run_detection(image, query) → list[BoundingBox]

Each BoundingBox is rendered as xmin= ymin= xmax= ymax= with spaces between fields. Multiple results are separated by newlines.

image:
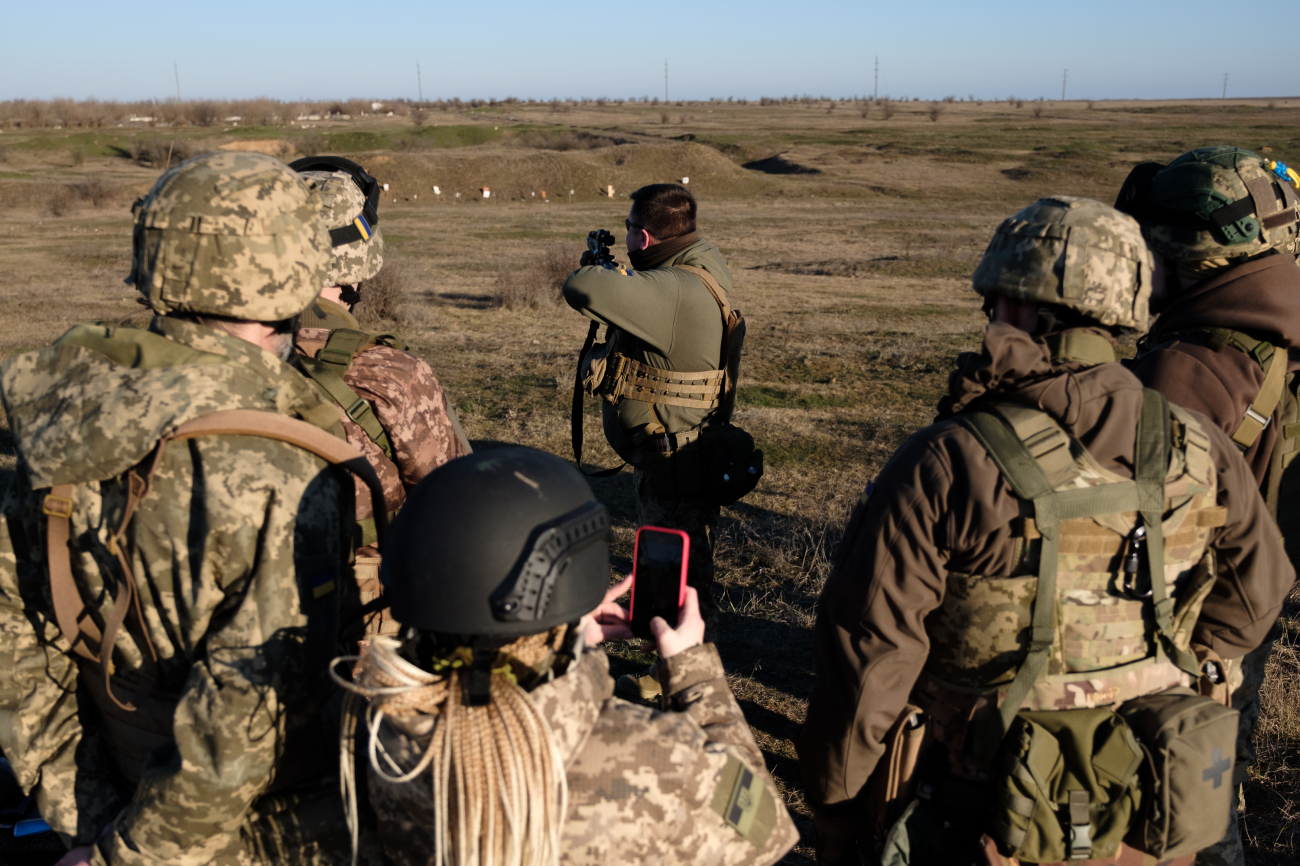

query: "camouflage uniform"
xmin=0 ymin=153 xmax=371 ymax=865
xmin=799 ymin=199 xmax=1294 ymax=865
xmin=292 ymin=167 xmax=465 ymax=637
xmin=368 ymin=643 xmax=799 ymax=866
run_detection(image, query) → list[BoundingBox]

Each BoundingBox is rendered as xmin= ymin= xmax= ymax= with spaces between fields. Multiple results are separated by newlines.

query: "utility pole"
xmin=417 ymin=62 xmax=423 ymax=102
xmin=1222 ymin=73 xmax=1228 ymax=99
xmin=874 ymin=56 xmax=879 ymax=100
xmin=1062 ymin=69 xmax=1067 ymax=101
xmin=664 ymin=61 xmax=668 ymax=101
xmin=174 ymin=61 xmax=181 ymax=102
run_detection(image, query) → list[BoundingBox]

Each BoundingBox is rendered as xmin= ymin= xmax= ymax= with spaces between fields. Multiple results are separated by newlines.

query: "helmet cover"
xmin=1141 ymin=146 xmax=1299 ymax=262
xmin=297 ymin=168 xmax=385 ymax=285
xmin=130 ymin=151 xmax=329 ymax=321
xmin=972 ymin=196 xmax=1154 ymax=332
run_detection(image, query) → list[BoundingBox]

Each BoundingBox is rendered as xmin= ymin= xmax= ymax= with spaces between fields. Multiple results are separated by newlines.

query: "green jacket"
xmin=562 ymin=238 xmax=732 ymax=459
xmin=0 ymin=317 xmax=357 ymax=865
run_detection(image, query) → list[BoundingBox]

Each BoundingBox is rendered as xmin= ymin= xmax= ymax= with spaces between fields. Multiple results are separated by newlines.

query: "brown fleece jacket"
xmin=798 ymin=323 xmax=1293 ymax=812
xmin=1128 ymin=252 xmax=1300 ymax=486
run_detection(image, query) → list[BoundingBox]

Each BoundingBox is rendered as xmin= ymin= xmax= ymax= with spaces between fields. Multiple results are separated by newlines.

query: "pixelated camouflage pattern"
xmin=0 ymin=317 xmax=359 ymax=865
xmin=924 ymin=409 xmax=1219 ymax=712
xmin=368 ymin=644 xmax=799 ymax=866
xmin=131 ymin=152 xmax=329 ymax=322
xmin=297 ymin=324 xmax=465 ymax=532
xmin=972 ymin=196 xmax=1155 ymax=332
xmin=297 ymin=170 xmax=384 ymax=286
xmin=1146 ymin=146 xmax=1300 ymax=262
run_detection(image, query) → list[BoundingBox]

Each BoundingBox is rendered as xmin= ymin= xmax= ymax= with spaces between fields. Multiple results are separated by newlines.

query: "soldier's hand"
xmin=580 ymin=250 xmax=597 ymax=267
xmin=578 ymin=574 xmax=634 ymax=645
xmin=651 ymin=586 xmax=705 ymax=658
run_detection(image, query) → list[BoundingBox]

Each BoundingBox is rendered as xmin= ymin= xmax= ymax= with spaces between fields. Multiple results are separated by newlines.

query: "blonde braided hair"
xmin=334 ymin=631 xmax=568 ymax=866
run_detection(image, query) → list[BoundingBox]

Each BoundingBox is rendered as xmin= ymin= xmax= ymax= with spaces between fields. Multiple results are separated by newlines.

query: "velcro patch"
xmin=311 ymin=571 xmax=336 ymax=599
xmin=710 ymin=753 xmax=776 ymax=848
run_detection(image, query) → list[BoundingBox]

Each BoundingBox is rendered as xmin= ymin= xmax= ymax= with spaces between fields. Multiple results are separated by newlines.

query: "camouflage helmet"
xmin=972 ymin=196 xmax=1154 ymax=332
xmin=381 ymin=447 xmax=610 ymax=638
xmin=289 ymin=157 xmax=384 ymax=286
xmin=1140 ymin=146 xmax=1299 ymax=262
xmin=129 ymin=152 xmax=329 ymax=321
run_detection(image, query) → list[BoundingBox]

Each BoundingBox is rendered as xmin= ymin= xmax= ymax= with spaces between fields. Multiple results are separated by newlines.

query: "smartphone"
xmin=630 ymin=526 xmax=690 ymax=640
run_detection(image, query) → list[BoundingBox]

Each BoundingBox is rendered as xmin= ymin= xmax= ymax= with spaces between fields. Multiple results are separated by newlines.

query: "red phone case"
xmin=630 ymin=526 xmax=690 ymax=626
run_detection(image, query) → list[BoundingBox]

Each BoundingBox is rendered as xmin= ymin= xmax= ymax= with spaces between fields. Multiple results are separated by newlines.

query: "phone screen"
xmin=631 ymin=528 xmax=688 ymax=640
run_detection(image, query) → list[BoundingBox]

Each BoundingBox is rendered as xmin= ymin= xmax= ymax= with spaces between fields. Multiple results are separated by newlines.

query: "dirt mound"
xmin=750 ymin=257 xmax=974 ymax=280
xmin=358 ymin=142 xmax=774 ymax=201
xmin=742 ymin=153 xmax=822 ymax=175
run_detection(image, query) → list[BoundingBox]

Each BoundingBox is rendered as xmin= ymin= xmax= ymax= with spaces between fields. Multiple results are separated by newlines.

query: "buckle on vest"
xmin=42 ymin=494 xmax=73 ymax=519
xmin=1244 ymin=406 xmax=1272 ymax=429
xmin=345 ymin=396 xmax=375 ymax=425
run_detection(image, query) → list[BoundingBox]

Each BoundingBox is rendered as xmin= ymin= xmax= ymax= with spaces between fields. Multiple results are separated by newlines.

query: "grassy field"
xmin=1 ymin=95 xmax=1299 ymax=863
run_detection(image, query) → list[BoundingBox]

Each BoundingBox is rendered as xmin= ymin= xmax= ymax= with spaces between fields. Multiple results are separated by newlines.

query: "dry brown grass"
xmin=495 ymin=243 xmax=582 ymax=309
xmin=1 ymin=98 xmax=1298 ymax=864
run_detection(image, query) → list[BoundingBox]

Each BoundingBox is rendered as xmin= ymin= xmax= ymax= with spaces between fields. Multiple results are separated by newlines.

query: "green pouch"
xmin=1116 ymin=687 xmax=1237 ymax=859
xmin=994 ymin=707 xmax=1143 ymax=863
xmin=700 ymin=424 xmax=763 ymax=506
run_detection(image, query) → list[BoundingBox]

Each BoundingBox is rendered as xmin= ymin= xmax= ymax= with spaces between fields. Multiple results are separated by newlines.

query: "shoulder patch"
xmin=615 ymin=266 xmax=633 ymax=276
xmin=709 ymin=753 xmax=777 ymax=848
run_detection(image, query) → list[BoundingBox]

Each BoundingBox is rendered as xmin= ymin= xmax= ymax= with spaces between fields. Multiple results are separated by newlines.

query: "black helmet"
xmin=381 ymin=448 xmax=611 ymax=638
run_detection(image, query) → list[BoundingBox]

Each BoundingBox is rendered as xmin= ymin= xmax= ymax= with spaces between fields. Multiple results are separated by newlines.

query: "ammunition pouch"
xmin=993 ymin=707 xmax=1143 ymax=863
xmin=865 ymin=704 xmax=932 ymax=842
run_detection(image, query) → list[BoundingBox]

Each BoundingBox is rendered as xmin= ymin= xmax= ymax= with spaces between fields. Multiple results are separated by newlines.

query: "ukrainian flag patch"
xmin=616 ymin=266 xmax=632 ymax=276
xmin=311 ymin=571 xmax=336 ymax=599
xmin=353 ymin=215 xmax=372 ymax=241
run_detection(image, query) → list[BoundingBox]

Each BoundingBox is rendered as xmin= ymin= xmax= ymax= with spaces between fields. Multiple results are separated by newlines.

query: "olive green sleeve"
xmin=562 ymin=266 xmax=687 ymax=356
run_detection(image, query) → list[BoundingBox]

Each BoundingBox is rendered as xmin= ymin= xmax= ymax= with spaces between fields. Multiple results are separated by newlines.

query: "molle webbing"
xmin=955 ymin=390 xmax=1201 ymax=767
xmin=1140 ymin=326 xmax=1286 ymax=452
xmin=601 ymin=353 xmax=724 ymax=409
xmin=298 ymin=329 xmax=396 ymax=459
xmin=45 ymin=409 xmax=386 ymax=782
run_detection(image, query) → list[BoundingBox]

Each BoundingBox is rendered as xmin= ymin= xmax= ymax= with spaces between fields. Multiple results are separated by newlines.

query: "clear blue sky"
xmin=2 ymin=1 xmax=1291 ymax=103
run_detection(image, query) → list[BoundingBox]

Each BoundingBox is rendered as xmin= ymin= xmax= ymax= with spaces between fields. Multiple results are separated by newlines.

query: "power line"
xmin=1222 ymin=72 xmax=1228 ymax=99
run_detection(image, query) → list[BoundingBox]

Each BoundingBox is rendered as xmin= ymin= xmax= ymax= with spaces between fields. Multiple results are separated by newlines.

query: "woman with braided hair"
xmin=333 ymin=447 xmax=798 ymax=866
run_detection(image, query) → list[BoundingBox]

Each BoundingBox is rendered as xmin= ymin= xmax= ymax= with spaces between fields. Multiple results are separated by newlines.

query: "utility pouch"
xmin=1116 ymin=687 xmax=1237 ymax=859
xmin=701 ymin=424 xmax=764 ymax=506
xmin=579 ymin=330 xmax=617 ymax=402
xmin=993 ymin=707 xmax=1143 ymax=864
xmin=866 ymin=704 xmax=931 ymax=841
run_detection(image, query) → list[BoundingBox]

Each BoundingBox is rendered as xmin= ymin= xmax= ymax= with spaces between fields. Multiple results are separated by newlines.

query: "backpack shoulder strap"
xmin=675 ymin=263 xmax=731 ymax=321
xmin=1137 ymin=327 xmax=1285 ymax=453
xmin=46 ymin=409 xmax=386 ymax=711
xmin=316 ymin=329 xmax=377 ymax=374
xmin=298 ymin=354 xmax=395 ymax=460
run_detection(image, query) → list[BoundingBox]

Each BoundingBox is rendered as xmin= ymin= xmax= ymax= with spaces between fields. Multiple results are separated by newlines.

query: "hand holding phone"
xmin=630 ymin=527 xmax=689 ymax=641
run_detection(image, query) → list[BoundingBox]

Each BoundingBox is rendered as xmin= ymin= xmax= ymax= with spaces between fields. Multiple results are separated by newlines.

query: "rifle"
xmin=583 ymin=229 xmax=619 ymax=269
